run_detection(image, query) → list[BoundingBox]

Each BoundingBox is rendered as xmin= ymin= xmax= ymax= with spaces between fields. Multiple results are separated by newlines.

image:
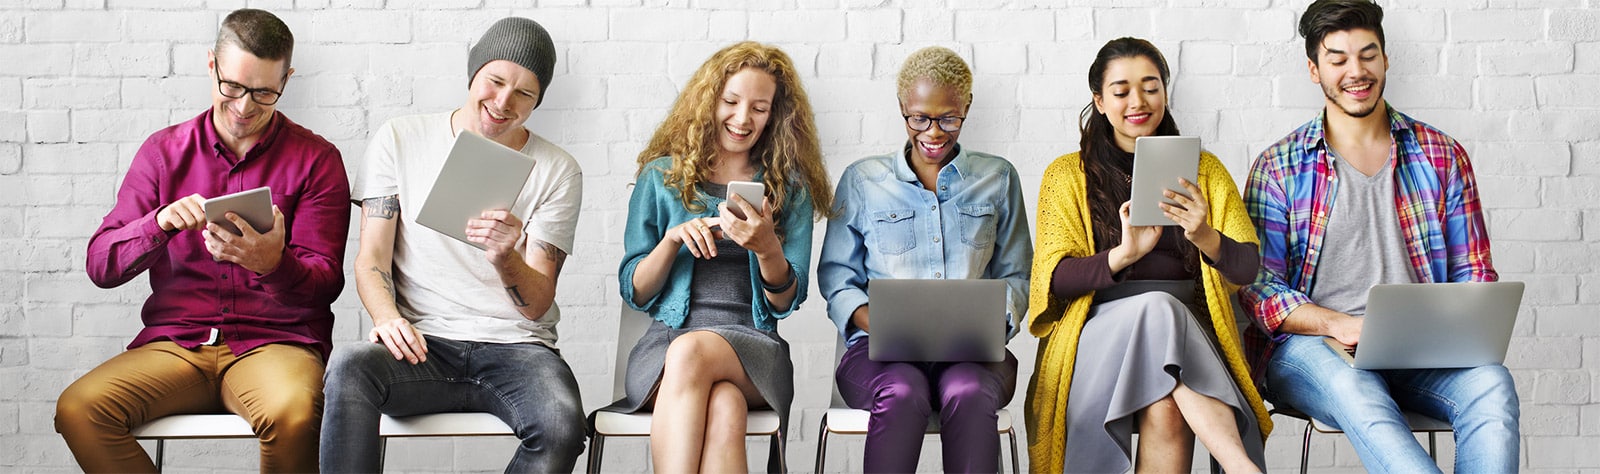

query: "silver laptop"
xmin=1325 ymin=281 xmax=1524 ymax=370
xmin=868 ymin=279 xmax=1007 ymax=362
xmin=415 ymin=131 xmax=536 ymax=249
xmin=1128 ymin=135 xmax=1201 ymax=226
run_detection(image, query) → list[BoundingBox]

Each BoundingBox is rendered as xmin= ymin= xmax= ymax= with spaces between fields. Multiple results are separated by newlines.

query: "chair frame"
xmin=584 ymin=308 xmax=788 ymax=473
xmin=1270 ymin=406 xmax=1451 ymax=473
xmin=811 ymin=338 xmax=1021 ymax=473
xmin=130 ymin=412 xmax=514 ymax=472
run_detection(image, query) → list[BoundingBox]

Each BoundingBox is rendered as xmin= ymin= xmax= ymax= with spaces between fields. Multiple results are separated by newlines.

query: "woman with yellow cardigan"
xmin=1025 ymin=38 xmax=1271 ymax=473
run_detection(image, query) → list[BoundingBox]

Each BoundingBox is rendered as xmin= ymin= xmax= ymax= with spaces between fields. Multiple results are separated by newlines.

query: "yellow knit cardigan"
xmin=1024 ymin=151 xmax=1272 ymax=473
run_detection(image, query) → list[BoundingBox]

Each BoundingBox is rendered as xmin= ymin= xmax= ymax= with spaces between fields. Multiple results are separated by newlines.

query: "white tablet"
xmin=203 ymin=186 xmax=274 ymax=235
xmin=415 ymin=131 xmax=536 ymax=249
xmin=1128 ymin=136 xmax=1201 ymax=227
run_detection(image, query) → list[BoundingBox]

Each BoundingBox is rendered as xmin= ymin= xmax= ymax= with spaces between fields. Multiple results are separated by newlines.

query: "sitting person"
xmin=603 ymin=41 xmax=834 ymax=473
xmin=1025 ymin=37 xmax=1268 ymax=473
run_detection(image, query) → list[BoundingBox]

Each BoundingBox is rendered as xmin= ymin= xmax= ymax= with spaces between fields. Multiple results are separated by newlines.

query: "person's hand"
xmin=1109 ymin=201 xmax=1161 ymax=270
xmin=668 ymin=216 xmax=724 ymax=259
xmin=369 ymin=317 xmax=428 ymax=364
xmin=203 ymin=205 xmax=286 ymax=275
xmin=718 ymin=195 xmax=781 ymax=257
xmin=466 ymin=209 xmax=523 ymax=267
xmin=850 ymin=305 xmax=870 ymax=333
xmin=1329 ymin=313 xmax=1362 ymax=346
xmin=1159 ymin=178 xmax=1219 ymax=245
xmin=156 ymin=194 xmax=208 ymax=232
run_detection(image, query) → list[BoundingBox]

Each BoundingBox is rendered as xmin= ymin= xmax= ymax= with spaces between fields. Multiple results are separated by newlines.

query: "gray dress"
xmin=601 ymin=183 xmax=795 ymax=440
xmin=1062 ymin=281 xmax=1265 ymax=473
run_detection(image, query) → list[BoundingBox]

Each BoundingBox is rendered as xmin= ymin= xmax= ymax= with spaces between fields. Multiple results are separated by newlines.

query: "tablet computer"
xmin=203 ymin=186 xmax=274 ymax=235
xmin=1128 ymin=136 xmax=1201 ymax=226
xmin=415 ymin=131 xmax=537 ymax=249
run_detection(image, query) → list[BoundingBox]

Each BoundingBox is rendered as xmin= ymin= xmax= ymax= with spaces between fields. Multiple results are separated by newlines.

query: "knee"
xmin=55 ymin=381 xmax=110 ymax=433
xmin=938 ymin=368 xmax=1000 ymax=412
xmin=1457 ymin=365 xmax=1520 ymax=424
xmin=872 ymin=366 xmax=932 ymax=416
xmin=661 ymin=333 xmax=719 ymax=385
xmin=324 ymin=343 xmax=390 ymax=384
xmin=255 ymin=389 xmax=322 ymax=439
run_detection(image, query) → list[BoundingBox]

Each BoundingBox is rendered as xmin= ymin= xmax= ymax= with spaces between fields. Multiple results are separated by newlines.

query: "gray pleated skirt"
xmin=1063 ymin=288 xmax=1265 ymax=473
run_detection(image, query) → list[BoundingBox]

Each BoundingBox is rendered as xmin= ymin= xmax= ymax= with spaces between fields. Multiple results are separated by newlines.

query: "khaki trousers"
xmin=55 ymin=341 xmax=324 ymax=473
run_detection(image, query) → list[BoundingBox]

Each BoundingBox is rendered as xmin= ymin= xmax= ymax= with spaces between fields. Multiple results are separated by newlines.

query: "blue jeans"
xmin=1264 ymin=334 xmax=1520 ymax=473
xmin=320 ymin=335 xmax=586 ymax=473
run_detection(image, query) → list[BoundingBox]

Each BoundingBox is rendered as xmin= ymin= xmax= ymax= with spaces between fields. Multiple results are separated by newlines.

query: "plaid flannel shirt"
xmin=1240 ymin=104 xmax=1498 ymax=384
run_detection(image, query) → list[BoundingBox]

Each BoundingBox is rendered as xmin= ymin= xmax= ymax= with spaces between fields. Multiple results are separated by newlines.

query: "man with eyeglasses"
xmin=58 ymin=9 xmax=348 ymax=472
xmin=818 ymin=46 xmax=1031 ymax=473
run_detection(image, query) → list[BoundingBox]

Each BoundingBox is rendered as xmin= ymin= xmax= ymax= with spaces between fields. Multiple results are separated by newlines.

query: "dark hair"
xmin=1079 ymin=37 xmax=1188 ymax=270
xmin=215 ymin=9 xmax=294 ymax=69
xmin=1299 ymin=0 xmax=1385 ymax=63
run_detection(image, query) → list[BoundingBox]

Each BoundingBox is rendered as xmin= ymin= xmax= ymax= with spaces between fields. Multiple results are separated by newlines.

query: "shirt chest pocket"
xmin=869 ymin=209 xmax=917 ymax=256
xmin=958 ymin=204 xmax=997 ymax=248
xmin=270 ymin=191 xmax=300 ymax=232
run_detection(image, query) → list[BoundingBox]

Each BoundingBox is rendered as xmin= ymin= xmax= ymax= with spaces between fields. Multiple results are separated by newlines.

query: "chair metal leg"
xmin=377 ymin=437 xmax=387 ymax=472
xmin=1007 ymin=429 xmax=1021 ymax=474
xmin=154 ymin=439 xmax=165 ymax=472
xmin=585 ymin=434 xmax=605 ymax=474
xmin=1427 ymin=431 xmax=1437 ymax=461
xmin=770 ymin=431 xmax=788 ymax=473
xmin=813 ymin=416 xmax=830 ymax=473
xmin=1209 ymin=456 xmax=1222 ymax=474
xmin=1300 ymin=420 xmax=1313 ymax=474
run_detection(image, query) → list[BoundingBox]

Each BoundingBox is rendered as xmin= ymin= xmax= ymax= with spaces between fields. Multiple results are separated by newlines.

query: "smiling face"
xmin=714 ymin=67 xmax=777 ymax=162
xmin=1093 ymin=56 xmax=1167 ymax=153
xmin=463 ymin=59 xmax=542 ymax=147
xmin=900 ymin=78 xmax=968 ymax=167
xmin=1310 ymin=28 xmax=1388 ymax=119
xmin=208 ymin=45 xmax=290 ymax=145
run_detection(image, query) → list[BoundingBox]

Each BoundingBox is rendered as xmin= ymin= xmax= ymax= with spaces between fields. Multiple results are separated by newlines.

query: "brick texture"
xmin=2 ymin=2 xmax=1594 ymax=473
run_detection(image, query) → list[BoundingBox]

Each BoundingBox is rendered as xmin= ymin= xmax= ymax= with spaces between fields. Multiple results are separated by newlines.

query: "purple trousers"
xmin=835 ymin=337 xmax=1019 ymax=473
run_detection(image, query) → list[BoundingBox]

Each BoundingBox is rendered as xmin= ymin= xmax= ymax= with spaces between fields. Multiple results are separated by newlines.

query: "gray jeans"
xmin=320 ymin=335 xmax=586 ymax=473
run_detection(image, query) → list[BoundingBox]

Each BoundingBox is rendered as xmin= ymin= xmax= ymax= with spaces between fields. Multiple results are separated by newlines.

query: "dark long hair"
xmin=1079 ymin=37 xmax=1196 ymax=270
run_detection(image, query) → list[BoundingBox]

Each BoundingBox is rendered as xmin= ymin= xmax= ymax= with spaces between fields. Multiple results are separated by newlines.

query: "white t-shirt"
xmin=352 ymin=111 xmax=583 ymax=346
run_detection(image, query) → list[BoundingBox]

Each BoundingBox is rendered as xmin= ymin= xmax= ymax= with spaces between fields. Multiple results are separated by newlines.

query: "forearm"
xmin=629 ymin=238 xmax=679 ymax=307
xmin=354 ymin=258 xmax=405 ymax=326
xmin=494 ymin=256 xmax=556 ymax=321
xmin=87 ymin=211 xmax=170 ymax=288
xmin=755 ymin=249 xmax=797 ymax=310
xmin=1278 ymin=303 xmax=1358 ymax=338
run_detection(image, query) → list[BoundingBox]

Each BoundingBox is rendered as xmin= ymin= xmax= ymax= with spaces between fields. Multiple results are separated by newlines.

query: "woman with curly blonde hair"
xmin=605 ymin=41 xmax=832 ymax=473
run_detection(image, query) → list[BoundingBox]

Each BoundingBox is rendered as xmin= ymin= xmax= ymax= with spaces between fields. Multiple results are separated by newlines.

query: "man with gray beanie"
xmin=321 ymin=17 xmax=586 ymax=472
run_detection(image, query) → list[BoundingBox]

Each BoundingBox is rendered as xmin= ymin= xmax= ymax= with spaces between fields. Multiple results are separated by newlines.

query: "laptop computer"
xmin=1324 ymin=281 xmax=1524 ymax=370
xmin=1128 ymin=135 xmax=1201 ymax=226
xmin=415 ymin=131 xmax=537 ymax=249
xmin=868 ymin=279 xmax=1008 ymax=363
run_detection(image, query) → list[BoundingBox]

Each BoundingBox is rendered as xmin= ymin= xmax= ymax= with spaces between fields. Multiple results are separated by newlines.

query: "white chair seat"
xmin=1308 ymin=410 xmax=1453 ymax=433
xmin=379 ymin=412 xmax=513 ymax=437
xmin=591 ymin=409 xmax=781 ymax=436
xmin=820 ymin=407 xmax=1014 ymax=435
xmin=130 ymin=414 xmax=255 ymax=439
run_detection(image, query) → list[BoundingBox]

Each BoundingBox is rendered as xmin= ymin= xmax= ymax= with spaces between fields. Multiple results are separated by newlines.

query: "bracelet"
xmin=761 ymin=266 xmax=796 ymax=293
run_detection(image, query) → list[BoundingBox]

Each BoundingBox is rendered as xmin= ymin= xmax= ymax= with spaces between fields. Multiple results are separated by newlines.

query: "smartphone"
xmin=203 ymin=186 xmax=274 ymax=235
xmin=725 ymin=180 xmax=766 ymax=220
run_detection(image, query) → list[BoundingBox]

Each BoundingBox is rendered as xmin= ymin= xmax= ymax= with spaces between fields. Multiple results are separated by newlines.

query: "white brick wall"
xmin=2 ymin=1 xmax=1596 ymax=472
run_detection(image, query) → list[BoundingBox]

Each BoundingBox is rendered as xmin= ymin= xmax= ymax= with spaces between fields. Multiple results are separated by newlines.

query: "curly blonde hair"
xmin=636 ymin=41 xmax=834 ymax=220
xmin=896 ymin=46 xmax=973 ymax=106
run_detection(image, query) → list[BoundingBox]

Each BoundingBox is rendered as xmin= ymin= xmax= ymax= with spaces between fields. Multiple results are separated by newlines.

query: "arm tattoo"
xmin=505 ymin=285 xmax=529 ymax=307
xmin=372 ymin=266 xmax=396 ymax=300
xmin=363 ymin=195 xmax=400 ymax=219
xmin=535 ymin=240 xmax=569 ymax=273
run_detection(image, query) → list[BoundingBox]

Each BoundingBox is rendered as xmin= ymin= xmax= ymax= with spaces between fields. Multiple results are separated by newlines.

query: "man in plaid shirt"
xmin=1242 ymin=1 xmax=1519 ymax=472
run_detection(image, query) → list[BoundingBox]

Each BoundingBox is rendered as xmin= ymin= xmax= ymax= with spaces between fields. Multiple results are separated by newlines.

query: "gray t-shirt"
xmin=1309 ymin=151 xmax=1416 ymax=316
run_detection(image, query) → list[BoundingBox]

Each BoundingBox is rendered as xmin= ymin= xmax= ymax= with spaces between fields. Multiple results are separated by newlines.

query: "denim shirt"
xmin=818 ymin=145 xmax=1033 ymax=347
xmin=618 ymin=156 xmax=813 ymax=331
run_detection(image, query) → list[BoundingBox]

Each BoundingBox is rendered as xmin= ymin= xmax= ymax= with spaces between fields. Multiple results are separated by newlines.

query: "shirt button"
xmin=220 ymin=273 xmax=228 ymax=280
xmin=933 ymin=236 xmax=941 ymax=243
xmin=939 ymin=186 xmax=947 ymax=191
xmin=889 ymin=213 xmax=897 ymax=219
xmin=930 ymin=205 xmax=936 ymax=211
xmin=222 ymin=307 xmax=230 ymax=313
xmin=934 ymin=272 xmax=943 ymax=278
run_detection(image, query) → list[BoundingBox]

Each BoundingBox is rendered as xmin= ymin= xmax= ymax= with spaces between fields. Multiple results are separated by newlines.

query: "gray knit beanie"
xmin=468 ymin=17 xmax=556 ymax=108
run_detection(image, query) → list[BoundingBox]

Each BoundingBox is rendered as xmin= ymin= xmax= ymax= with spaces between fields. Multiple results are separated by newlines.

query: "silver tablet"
xmin=1128 ymin=136 xmax=1201 ymax=227
xmin=203 ymin=186 xmax=274 ymax=235
xmin=415 ymin=131 xmax=536 ymax=249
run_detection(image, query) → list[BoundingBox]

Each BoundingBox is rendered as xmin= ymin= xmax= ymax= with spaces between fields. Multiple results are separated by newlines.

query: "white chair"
xmin=1270 ymin=406 xmax=1452 ymax=473
xmin=585 ymin=308 xmax=787 ymax=473
xmin=812 ymin=339 xmax=1021 ymax=473
xmin=131 ymin=412 xmax=513 ymax=472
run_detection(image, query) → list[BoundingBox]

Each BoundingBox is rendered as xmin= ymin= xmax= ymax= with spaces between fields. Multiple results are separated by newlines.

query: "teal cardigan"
xmin=618 ymin=156 xmax=814 ymax=331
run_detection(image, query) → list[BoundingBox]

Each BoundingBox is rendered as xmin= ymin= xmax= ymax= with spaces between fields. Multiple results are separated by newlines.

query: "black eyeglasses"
xmin=213 ymin=62 xmax=286 ymax=106
xmin=903 ymin=114 xmax=965 ymax=133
